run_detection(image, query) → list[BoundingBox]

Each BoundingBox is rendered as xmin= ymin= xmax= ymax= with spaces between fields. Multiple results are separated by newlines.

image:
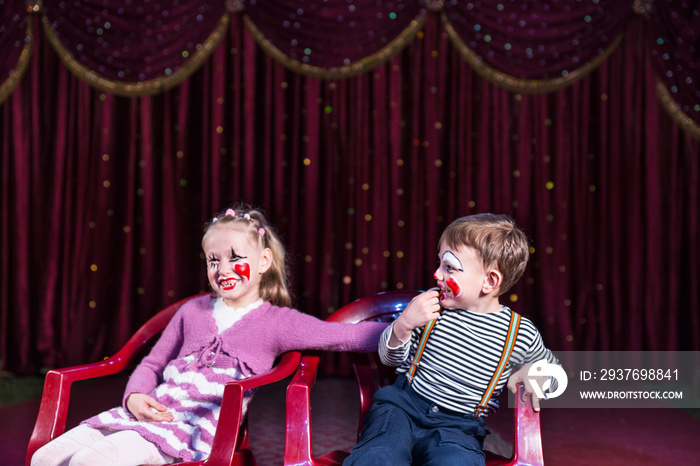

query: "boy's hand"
xmin=126 ymin=393 xmax=175 ymax=422
xmin=389 ymin=289 xmax=441 ymax=346
xmin=507 ymin=363 xmax=548 ymax=412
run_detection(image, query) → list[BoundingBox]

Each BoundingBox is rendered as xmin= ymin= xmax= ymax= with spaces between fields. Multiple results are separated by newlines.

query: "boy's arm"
xmin=507 ymin=329 xmax=561 ymax=411
xmin=378 ymin=323 xmax=411 ymax=366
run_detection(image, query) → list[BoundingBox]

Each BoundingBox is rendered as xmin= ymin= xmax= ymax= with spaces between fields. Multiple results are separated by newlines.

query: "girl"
xmin=32 ymin=205 xmax=388 ymax=465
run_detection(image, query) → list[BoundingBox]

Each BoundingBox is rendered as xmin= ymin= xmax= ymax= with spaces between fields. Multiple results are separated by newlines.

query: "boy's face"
xmin=434 ymin=242 xmax=489 ymax=311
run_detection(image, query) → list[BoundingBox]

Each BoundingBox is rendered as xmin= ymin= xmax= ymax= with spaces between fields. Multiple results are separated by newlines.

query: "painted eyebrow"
xmin=442 ymin=251 xmax=464 ymax=271
xmin=230 ymin=247 xmax=247 ymax=259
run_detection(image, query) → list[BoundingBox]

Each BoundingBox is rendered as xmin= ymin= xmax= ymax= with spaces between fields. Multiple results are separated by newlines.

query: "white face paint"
xmin=442 ymin=251 xmax=464 ymax=272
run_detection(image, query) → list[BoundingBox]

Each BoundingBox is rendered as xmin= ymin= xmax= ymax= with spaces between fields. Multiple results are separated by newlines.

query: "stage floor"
xmin=5 ymin=374 xmax=700 ymax=465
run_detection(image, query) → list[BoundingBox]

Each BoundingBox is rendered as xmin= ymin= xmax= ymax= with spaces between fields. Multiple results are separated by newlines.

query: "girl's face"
xmin=203 ymin=223 xmax=272 ymax=308
xmin=433 ymin=242 xmax=489 ymax=311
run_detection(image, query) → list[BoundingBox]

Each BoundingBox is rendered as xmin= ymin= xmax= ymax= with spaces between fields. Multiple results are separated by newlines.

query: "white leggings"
xmin=31 ymin=424 xmax=175 ymax=466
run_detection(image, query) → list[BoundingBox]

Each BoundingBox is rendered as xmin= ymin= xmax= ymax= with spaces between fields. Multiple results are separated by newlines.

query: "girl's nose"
xmin=219 ymin=261 xmax=234 ymax=274
xmin=433 ymin=268 xmax=442 ymax=281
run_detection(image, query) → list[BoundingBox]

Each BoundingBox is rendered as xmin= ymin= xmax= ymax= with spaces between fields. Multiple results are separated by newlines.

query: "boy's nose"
xmin=433 ymin=268 xmax=442 ymax=281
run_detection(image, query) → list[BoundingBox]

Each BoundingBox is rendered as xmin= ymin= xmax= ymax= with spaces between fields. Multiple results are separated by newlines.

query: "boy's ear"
xmin=482 ymin=269 xmax=502 ymax=295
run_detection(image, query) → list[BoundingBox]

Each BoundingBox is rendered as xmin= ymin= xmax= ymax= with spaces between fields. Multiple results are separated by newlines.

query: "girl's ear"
xmin=259 ymin=247 xmax=273 ymax=274
xmin=482 ymin=269 xmax=502 ymax=295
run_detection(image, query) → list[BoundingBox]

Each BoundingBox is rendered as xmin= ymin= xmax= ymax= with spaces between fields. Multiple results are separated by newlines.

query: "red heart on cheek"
xmin=234 ymin=262 xmax=251 ymax=282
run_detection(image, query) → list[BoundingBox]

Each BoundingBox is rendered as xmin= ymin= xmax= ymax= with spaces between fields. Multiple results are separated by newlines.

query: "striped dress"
xmin=84 ymin=295 xmax=388 ymax=461
xmin=379 ymin=305 xmax=559 ymax=416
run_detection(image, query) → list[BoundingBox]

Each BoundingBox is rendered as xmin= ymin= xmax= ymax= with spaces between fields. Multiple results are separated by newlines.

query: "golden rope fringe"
xmin=243 ymin=13 xmax=426 ymax=79
xmin=656 ymin=79 xmax=700 ymax=141
xmin=41 ymin=13 xmax=230 ymax=97
xmin=442 ymin=12 xmax=624 ymax=94
xmin=0 ymin=18 xmax=33 ymax=106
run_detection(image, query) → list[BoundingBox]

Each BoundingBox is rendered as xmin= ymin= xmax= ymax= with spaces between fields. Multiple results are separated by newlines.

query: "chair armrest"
xmin=283 ymin=353 xmax=321 ymax=466
xmin=203 ymin=351 xmax=302 ymax=466
xmin=25 ymin=352 xmax=142 ymax=465
xmin=25 ymin=303 xmax=184 ymax=466
xmin=511 ymin=384 xmax=544 ymax=466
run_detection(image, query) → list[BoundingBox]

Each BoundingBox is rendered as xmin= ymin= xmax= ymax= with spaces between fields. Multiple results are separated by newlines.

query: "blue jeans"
xmin=343 ymin=375 xmax=487 ymax=466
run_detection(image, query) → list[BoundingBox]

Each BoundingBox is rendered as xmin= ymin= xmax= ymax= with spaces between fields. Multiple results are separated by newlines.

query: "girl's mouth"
xmin=218 ymin=277 xmax=239 ymax=291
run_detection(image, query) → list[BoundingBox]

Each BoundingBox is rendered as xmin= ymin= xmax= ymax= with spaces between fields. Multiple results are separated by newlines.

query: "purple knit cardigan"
xmin=122 ymin=294 xmax=388 ymax=406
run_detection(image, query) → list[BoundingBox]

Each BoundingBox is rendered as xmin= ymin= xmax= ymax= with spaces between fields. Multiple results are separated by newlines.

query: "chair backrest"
xmin=326 ymin=290 xmax=419 ymax=432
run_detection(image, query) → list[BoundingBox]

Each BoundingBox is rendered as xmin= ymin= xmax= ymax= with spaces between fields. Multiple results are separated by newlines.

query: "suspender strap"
xmin=473 ymin=311 xmax=521 ymax=418
xmin=406 ymin=318 xmax=438 ymax=384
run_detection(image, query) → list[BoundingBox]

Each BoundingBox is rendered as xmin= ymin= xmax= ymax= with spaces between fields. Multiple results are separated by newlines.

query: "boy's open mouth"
xmin=437 ymin=284 xmax=448 ymax=301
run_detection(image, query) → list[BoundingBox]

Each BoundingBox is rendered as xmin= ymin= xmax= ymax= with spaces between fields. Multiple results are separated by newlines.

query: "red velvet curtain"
xmin=1 ymin=9 xmax=699 ymax=375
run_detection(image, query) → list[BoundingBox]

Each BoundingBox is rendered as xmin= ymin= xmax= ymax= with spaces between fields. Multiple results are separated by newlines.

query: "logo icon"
xmin=527 ymin=359 xmax=568 ymax=399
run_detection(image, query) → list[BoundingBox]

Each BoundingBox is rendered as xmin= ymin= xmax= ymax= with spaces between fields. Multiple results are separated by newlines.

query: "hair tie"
xmin=258 ymin=228 xmax=265 ymax=237
xmin=225 ymin=208 xmax=236 ymax=217
xmin=243 ymin=213 xmax=251 ymax=221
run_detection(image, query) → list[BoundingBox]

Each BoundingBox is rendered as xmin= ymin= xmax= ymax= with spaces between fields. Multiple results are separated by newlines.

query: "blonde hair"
xmin=203 ymin=204 xmax=292 ymax=308
xmin=439 ymin=213 xmax=529 ymax=295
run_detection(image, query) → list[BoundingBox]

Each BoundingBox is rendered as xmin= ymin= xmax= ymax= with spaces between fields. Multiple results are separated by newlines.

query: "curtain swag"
xmin=442 ymin=16 xmax=626 ymax=95
xmin=0 ymin=0 xmax=698 ymax=138
xmin=40 ymin=13 xmax=231 ymax=97
xmin=0 ymin=19 xmax=32 ymax=105
xmin=0 ymin=3 xmax=33 ymax=104
xmin=656 ymin=79 xmax=700 ymax=141
xmin=243 ymin=15 xmax=426 ymax=79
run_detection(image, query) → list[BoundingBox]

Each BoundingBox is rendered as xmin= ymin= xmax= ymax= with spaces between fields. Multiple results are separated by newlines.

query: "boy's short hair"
xmin=439 ymin=213 xmax=529 ymax=295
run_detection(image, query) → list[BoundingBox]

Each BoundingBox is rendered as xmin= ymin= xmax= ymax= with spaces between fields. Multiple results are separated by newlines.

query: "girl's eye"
xmin=445 ymin=265 xmax=454 ymax=273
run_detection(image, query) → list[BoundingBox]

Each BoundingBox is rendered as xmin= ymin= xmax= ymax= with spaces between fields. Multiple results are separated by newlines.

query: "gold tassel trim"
xmin=41 ymin=12 xmax=230 ymax=97
xmin=243 ymin=13 xmax=426 ymax=79
xmin=656 ymin=79 xmax=700 ymax=141
xmin=442 ymin=12 xmax=624 ymax=94
xmin=0 ymin=18 xmax=34 ymax=106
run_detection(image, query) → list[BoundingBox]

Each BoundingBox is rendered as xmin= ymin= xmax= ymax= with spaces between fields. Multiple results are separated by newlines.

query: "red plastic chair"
xmin=25 ymin=293 xmax=301 ymax=466
xmin=283 ymin=290 xmax=544 ymax=466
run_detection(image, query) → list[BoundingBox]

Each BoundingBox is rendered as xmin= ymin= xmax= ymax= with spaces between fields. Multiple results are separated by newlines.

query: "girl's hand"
xmin=126 ymin=393 xmax=175 ymax=422
xmin=389 ymin=289 xmax=441 ymax=346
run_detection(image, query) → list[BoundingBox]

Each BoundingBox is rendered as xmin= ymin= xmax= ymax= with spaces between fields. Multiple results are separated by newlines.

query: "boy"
xmin=344 ymin=213 xmax=559 ymax=466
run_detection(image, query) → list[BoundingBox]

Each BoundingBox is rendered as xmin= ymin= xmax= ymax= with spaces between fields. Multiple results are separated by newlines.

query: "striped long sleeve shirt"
xmin=379 ymin=305 xmax=558 ymax=416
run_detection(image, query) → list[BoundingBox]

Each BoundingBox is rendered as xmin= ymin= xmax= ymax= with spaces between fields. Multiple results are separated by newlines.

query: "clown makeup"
xmin=203 ymin=223 xmax=271 ymax=309
xmin=435 ymin=250 xmax=465 ymax=301
xmin=209 ymin=248 xmax=251 ymax=292
xmin=445 ymin=276 xmax=462 ymax=298
xmin=435 ymin=241 xmax=503 ymax=313
xmin=442 ymin=251 xmax=464 ymax=273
